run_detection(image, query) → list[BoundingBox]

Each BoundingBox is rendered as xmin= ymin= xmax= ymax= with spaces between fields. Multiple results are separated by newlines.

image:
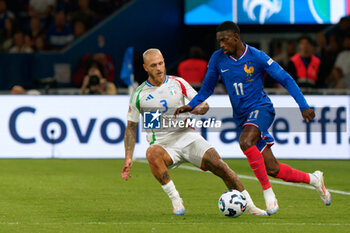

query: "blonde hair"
xmin=143 ymin=48 xmax=162 ymax=63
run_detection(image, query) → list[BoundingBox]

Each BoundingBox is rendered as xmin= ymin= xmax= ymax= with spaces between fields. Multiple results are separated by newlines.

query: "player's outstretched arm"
xmin=121 ymin=121 xmax=138 ymax=181
xmin=190 ymin=102 xmax=209 ymax=115
xmin=302 ymin=108 xmax=315 ymax=123
xmin=174 ymin=105 xmax=193 ymax=118
xmin=263 ymin=52 xmax=310 ymax=112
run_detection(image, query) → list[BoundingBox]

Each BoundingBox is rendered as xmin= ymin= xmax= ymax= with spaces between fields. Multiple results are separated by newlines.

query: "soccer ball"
xmin=218 ymin=190 xmax=247 ymax=217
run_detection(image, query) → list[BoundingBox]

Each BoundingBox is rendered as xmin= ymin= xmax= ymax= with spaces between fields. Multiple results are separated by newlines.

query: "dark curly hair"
xmin=216 ymin=21 xmax=240 ymax=35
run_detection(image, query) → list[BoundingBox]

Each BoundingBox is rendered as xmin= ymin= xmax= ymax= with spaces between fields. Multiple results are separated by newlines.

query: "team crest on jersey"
xmin=168 ymin=86 xmax=177 ymax=95
xmin=244 ymin=62 xmax=254 ymax=77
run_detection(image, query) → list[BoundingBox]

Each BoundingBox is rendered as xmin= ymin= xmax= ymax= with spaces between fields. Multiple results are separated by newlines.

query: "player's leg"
xmin=239 ymin=125 xmax=278 ymax=215
xmin=262 ymin=145 xmax=310 ymax=183
xmin=201 ymin=148 xmax=243 ymax=190
xmin=239 ymin=107 xmax=279 ymax=215
xmin=181 ymin=134 xmax=266 ymax=216
xmin=146 ymin=145 xmax=185 ymax=215
xmin=262 ymin=146 xmax=331 ymax=206
xmin=199 ymin=147 xmax=267 ymax=216
xmin=239 ymin=125 xmax=272 ymax=190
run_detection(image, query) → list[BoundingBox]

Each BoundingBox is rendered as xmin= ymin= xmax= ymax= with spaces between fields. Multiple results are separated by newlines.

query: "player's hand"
xmin=302 ymin=108 xmax=315 ymax=123
xmin=174 ymin=105 xmax=192 ymax=118
xmin=190 ymin=102 xmax=209 ymax=115
xmin=121 ymin=157 xmax=133 ymax=181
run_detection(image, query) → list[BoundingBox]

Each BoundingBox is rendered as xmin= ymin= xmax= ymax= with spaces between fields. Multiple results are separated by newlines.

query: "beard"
xmin=149 ymin=68 xmax=166 ymax=84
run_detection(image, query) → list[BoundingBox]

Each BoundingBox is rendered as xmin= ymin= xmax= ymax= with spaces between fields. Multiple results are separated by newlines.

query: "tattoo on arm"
xmin=124 ymin=121 xmax=138 ymax=159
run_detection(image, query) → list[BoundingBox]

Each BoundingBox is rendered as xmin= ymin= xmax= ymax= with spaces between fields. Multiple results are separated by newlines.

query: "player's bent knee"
xmin=146 ymin=145 xmax=164 ymax=164
xmin=239 ymin=137 xmax=255 ymax=151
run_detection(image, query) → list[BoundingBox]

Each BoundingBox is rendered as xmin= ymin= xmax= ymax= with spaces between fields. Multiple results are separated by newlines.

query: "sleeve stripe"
xmin=175 ymin=79 xmax=188 ymax=98
xmin=135 ymin=89 xmax=143 ymax=113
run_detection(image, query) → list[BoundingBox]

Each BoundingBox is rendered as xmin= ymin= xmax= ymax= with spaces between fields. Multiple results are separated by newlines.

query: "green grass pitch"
xmin=0 ymin=159 xmax=349 ymax=233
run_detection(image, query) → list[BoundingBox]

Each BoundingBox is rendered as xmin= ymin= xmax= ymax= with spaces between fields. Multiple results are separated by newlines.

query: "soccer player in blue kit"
xmin=175 ymin=21 xmax=331 ymax=215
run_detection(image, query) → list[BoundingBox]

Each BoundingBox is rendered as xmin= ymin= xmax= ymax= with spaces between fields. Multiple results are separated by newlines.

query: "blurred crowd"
xmin=178 ymin=16 xmax=350 ymax=91
xmin=0 ymin=0 xmax=129 ymax=52
xmin=2 ymin=1 xmax=350 ymax=94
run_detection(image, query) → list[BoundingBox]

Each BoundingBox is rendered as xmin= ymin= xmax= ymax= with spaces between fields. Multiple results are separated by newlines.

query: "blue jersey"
xmin=188 ymin=44 xmax=310 ymax=121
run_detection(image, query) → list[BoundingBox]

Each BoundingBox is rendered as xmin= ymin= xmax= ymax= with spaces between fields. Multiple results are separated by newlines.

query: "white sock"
xmin=242 ymin=190 xmax=253 ymax=206
xmin=161 ymin=180 xmax=181 ymax=201
xmin=309 ymin=173 xmax=317 ymax=186
xmin=263 ymin=187 xmax=276 ymax=202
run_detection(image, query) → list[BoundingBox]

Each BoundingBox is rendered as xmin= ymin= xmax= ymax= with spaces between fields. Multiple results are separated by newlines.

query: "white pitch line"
xmin=0 ymin=222 xmax=350 ymax=226
xmin=136 ymin=159 xmax=350 ymax=196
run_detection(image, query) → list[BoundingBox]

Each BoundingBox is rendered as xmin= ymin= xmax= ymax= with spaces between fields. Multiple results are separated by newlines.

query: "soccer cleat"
xmin=172 ymin=198 xmax=185 ymax=215
xmin=263 ymin=187 xmax=279 ymax=215
xmin=245 ymin=203 xmax=268 ymax=216
xmin=312 ymin=171 xmax=331 ymax=206
xmin=266 ymin=198 xmax=279 ymax=215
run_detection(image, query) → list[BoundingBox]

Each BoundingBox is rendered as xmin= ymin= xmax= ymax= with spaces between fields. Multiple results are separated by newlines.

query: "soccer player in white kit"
xmin=121 ymin=48 xmax=267 ymax=216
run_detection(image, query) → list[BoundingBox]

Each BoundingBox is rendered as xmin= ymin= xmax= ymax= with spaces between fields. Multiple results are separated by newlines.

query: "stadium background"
xmin=0 ymin=1 xmax=350 ymax=232
xmin=0 ymin=0 xmax=349 ymax=159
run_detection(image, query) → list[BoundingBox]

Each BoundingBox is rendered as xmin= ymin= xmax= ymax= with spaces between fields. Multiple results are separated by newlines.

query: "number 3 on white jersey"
xmin=160 ymin=100 xmax=168 ymax=113
xmin=233 ymin=82 xmax=244 ymax=95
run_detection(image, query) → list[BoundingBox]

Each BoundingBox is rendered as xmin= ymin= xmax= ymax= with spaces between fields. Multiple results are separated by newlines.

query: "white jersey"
xmin=127 ymin=75 xmax=198 ymax=145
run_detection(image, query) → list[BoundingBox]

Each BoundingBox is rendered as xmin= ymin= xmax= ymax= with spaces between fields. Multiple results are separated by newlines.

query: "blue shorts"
xmin=235 ymin=106 xmax=275 ymax=152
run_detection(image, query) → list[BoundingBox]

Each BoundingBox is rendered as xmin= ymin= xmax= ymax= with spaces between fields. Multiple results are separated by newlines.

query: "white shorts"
xmin=155 ymin=132 xmax=213 ymax=169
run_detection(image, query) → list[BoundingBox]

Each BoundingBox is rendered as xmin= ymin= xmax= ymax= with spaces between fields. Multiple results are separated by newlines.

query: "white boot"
xmin=263 ymin=187 xmax=279 ymax=215
xmin=172 ymin=197 xmax=185 ymax=215
xmin=242 ymin=190 xmax=267 ymax=216
xmin=310 ymin=171 xmax=331 ymax=206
